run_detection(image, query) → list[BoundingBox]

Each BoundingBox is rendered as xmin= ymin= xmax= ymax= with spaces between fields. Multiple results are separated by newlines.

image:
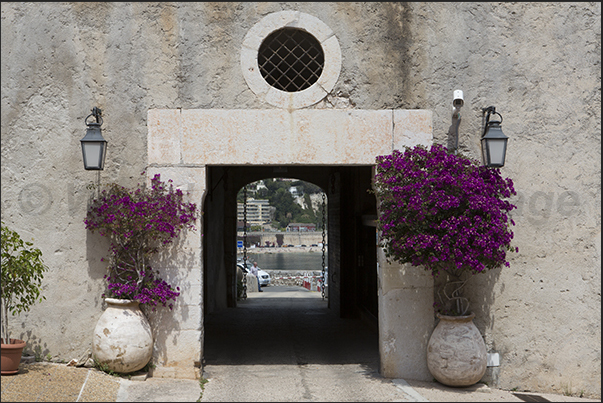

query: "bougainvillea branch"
xmin=374 ymin=144 xmax=518 ymax=315
xmin=85 ymin=173 xmax=197 ymax=310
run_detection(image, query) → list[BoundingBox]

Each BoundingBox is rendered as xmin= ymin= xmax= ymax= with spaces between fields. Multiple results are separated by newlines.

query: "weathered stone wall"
xmin=402 ymin=3 xmax=601 ymax=397
xmin=1 ymin=2 xmax=600 ymax=397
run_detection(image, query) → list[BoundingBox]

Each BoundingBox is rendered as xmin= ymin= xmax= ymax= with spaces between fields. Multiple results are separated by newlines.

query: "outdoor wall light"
xmin=80 ymin=107 xmax=107 ymax=170
xmin=481 ymin=106 xmax=508 ymax=168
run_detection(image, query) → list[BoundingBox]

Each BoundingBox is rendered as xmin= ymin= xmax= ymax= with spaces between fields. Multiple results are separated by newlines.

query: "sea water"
xmin=244 ymin=251 xmax=326 ymax=271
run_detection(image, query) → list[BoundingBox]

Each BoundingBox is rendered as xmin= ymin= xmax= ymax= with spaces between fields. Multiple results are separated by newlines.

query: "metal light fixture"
xmin=481 ymin=106 xmax=508 ymax=168
xmin=80 ymin=107 xmax=107 ymax=170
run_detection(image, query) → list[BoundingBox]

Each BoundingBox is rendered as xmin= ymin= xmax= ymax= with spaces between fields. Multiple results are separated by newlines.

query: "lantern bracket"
xmin=85 ymin=107 xmax=103 ymax=126
xmin=481 ymin=106 xmax=503 ymax=136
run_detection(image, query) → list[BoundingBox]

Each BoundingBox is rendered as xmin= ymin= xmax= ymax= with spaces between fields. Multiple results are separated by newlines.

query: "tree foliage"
xmin=237 ymin=178 xmax=325 ymax=230
xmin=1 ymin=222 xmax=47 ymax=344
xmin=271 ymin=188 xmax=302 ymax=228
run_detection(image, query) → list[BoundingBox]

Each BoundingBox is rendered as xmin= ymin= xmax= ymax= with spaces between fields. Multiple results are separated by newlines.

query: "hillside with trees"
xmin=237 ymin=178 xmax=326 ymax=231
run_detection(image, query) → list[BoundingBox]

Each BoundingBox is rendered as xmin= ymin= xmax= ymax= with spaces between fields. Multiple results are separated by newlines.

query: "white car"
xmin=237 ymin=261 xmax=271 ymax=287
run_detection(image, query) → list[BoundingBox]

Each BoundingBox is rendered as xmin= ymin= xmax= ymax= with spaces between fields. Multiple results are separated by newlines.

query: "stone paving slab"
xmin=401 ymin=378 xmax=601 ymax=403
xmin=1 ymin=360 xmax=599 ymax=402
xmin=200 ymin=363 xmax=409 ymax=402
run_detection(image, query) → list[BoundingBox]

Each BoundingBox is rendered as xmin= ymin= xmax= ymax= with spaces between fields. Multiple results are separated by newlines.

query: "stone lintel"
xmin=148 ymin=109 xmax=182 ymax=165
xmin=148 ymin=109 xmax=433 ymax=166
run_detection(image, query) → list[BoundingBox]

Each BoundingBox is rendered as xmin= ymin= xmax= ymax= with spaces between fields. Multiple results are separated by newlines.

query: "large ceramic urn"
xmin=426 ymin=312 xmax=487 ymax=387
xmin=92 ymin=298 xmax=153 ymax=373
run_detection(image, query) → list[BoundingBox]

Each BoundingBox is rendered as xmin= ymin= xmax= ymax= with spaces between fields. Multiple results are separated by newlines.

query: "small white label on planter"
xmin=487 ymin=352 xmax=500 ymax=367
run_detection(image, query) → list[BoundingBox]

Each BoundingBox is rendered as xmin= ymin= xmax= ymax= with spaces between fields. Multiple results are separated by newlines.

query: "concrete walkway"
xmin=2 ymin=286 xmax=599 ymax=402
xmin=201 ymin=285 xmax=388 ymax=401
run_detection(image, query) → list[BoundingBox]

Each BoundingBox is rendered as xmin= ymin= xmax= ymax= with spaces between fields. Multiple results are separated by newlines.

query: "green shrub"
xmin=1 ymin=222 xmax=47 ymax=344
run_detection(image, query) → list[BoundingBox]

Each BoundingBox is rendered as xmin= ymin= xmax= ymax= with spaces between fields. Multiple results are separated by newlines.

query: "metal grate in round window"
xmin=258 ymin=28 xmax=325 ymax=93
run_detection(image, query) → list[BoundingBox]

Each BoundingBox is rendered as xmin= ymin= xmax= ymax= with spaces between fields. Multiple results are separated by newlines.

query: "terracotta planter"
xmin=92 ymin=298 xmax=153 ymax=373
xmin=1 ymin=338 xmax=26 ymax=375
xmin=427 ymin=312 xmax=487 ymax=387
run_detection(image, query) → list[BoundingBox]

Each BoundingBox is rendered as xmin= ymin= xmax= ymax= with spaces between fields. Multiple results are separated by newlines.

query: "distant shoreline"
xmin=240 ymin=246 xmax=326 ymax=254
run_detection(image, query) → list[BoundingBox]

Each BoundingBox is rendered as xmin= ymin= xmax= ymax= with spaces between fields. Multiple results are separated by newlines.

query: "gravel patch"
xmin=1 ymin=362 xmax=120 ymax=402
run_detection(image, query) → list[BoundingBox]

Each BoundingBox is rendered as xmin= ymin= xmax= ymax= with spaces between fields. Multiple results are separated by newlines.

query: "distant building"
xmin=286 ymin=223 xmax=316 ymax=232
xmin=237 ymin=198 xmax=274 ymax=226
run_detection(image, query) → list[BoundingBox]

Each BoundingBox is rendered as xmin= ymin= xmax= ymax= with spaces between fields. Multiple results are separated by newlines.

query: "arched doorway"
xmin=202 ymin=165 xmax=380 ymax=373
xmin=146 ymin=107 xmax=434 ymax=380
xmin=203 ymin=165 xmax=378 ymax=321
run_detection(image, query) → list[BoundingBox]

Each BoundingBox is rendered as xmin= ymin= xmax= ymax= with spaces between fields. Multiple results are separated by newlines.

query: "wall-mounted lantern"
xmin=80 ymin=107 xmax=107 ymax=170
xmin=481 ymin=106 xmax=508 ymax=168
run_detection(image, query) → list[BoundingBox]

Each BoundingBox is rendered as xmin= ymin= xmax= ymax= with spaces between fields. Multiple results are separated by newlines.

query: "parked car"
xmin=237 ymin=261 xmax=271 ymax=287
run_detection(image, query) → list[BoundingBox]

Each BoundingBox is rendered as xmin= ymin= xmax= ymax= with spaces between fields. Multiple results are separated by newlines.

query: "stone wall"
xmin=1 ymin=2 xmax=600 ymax=398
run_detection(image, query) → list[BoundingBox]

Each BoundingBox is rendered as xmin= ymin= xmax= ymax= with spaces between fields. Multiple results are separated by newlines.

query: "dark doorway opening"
xmin=202 ymin=165 xmax=379 ymax=366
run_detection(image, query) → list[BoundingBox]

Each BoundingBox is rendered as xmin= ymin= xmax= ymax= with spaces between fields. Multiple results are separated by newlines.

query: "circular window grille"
xmin=258 ymin=28 xmax=324 ymax=93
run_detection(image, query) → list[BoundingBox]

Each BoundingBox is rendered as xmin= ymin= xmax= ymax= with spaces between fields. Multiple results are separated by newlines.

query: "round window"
xmin=241 ymin=11 xmax=341 ymax=109
xmin=258 ymin=28 xmax=324 ymax=93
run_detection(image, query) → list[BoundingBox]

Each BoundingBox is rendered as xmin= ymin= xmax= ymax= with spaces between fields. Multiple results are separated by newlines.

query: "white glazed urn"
xmin=92 ymin=298 xmax=153 ymax=373
xmin=426 ymin=312 xmax=487 ymax=387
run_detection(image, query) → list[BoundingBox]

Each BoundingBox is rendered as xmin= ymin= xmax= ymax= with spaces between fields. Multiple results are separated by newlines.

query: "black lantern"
xmin=80 ymin=107 xmax=107 ymax=170
xmin=481 ymin=106 xmax=508 ymax=168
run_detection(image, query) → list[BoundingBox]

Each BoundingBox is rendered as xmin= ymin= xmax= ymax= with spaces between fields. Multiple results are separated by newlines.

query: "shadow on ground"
xmin=203 ymin=286 xmax=379 ymax=369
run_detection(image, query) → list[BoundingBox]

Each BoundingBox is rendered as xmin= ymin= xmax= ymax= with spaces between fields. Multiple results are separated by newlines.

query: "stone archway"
xmin=146 ymin=108 xmax=434 ymax=381
xmin=203 ymin=164 xmax=375 ymax=320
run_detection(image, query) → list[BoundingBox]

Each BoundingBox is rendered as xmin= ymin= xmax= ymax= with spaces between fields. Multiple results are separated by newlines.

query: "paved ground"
xmin=202 ymin=286 xmax=391 ymax=401
xmin=1 ymin=286 xmax=600 ymax=402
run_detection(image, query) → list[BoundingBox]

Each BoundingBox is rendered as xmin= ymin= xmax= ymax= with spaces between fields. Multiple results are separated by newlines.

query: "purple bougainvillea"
xmin=85 ymin=173 xmax=197 ymax=310
xmin=374 ymin=144 xmax=518 ymax=279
